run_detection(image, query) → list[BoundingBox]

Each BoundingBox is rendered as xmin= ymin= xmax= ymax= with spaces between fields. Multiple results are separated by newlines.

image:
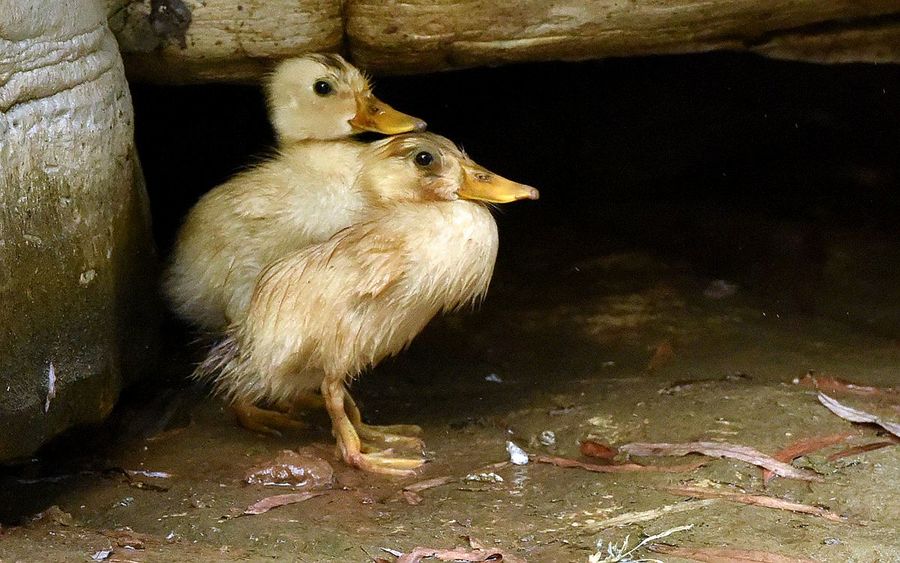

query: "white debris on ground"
xmin=589 ymin=524 xmax=693 ymax=563
xmin=464 ymin=472 xmax=504 ymax=483
xmin=44 ymin=362 xmax=56 ymax=413
xmin=506 ymin=441 xmax=529 ymax=465
xmin=539 ymin=430 xmax=557 ymax=446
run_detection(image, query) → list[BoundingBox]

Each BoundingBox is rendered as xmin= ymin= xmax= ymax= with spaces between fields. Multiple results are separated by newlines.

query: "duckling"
xmin=164 ymin=53 xmax=425 ymax=333
xmin=164 ymin=54 xmax=425 ymax=435
xmin=196 ymin=133 xmax=538 ymax=476
xmin=268 ymin=54 xmax=426 ymax=144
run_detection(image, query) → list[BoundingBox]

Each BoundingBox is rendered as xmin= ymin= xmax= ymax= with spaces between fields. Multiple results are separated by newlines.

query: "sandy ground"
xmin=1 ymin=245 xmax=898 ymax=562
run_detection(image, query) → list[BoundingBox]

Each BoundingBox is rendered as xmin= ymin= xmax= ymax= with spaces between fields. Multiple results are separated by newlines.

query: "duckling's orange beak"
xmin=349 ymin=94 xmax=426 ymax=135
xmin=458 ymin=164 xmax=540 ymax=204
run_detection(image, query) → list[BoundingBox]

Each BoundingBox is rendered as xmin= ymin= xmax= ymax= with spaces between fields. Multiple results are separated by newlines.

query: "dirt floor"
xmin=1 ymin=237 xmax=898 ymax=562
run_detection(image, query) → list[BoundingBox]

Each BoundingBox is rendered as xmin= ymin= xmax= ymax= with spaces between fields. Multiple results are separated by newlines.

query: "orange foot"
xmin=231 ymin=401 xmax=306 ymax=436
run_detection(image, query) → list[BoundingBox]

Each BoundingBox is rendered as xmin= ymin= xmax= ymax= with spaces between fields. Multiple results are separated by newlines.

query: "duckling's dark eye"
xmin=414 ymin=151 xmax=434 ymax=167
xmin=313 ymin=80 xmax=334 ymax=96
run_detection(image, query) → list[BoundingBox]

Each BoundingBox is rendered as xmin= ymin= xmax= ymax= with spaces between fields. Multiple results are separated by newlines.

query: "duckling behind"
xmin=164 ymin=53 xmax=425 ymax=332
xmin=269 ymin=54 xmax=425 ymax=143
xmin=198 ymin=133 xmax=538 ymax=475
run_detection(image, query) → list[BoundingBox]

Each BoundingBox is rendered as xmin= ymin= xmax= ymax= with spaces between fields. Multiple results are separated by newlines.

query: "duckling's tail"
xmin=193 ymin=334 xmax=239 ymax=385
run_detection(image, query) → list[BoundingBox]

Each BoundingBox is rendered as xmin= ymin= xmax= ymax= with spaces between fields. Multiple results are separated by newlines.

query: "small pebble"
xmin=485 ymin=373 xmax=503 ymax=383
xmin=538 ymin=430 xmax=556 ymax=446
xmin=464 ymin=472 xmax=504 ymax=483
xmin=823 ymin=538 xmax=842 ymax=546
xmin=506 ymin=441 xmax=529 ymax=465
xmin=91 ymin=550 xmax=112 ymax=561
xmin=115 ymin=496 xmax=134 ymax=508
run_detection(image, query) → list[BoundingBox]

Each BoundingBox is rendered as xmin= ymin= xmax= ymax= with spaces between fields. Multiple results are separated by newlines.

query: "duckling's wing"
xmin=246 ymin=225 xmax=408 ymax=330
xmin=344 ymin=229 xmax=407 ymax=299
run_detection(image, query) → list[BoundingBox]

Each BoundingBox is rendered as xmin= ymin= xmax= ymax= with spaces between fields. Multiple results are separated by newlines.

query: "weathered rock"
xmin=110 ymin=0 xmax=900 ymax=83
xmin=0 ymin=0 xmax=159 ymax=461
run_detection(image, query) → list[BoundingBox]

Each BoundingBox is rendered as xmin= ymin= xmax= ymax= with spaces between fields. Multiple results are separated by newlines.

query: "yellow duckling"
xmin=164 ymin=53 xmax=424 ymax=333
xmin=197 ymin=133 xmax=538 ymax=476
xmin=268 ymin=54 xmax=426 ymax=144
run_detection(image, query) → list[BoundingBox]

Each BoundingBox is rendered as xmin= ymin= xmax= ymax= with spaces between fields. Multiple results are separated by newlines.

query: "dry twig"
xmin=818 ymin=393 xmax=900 ymax=438
xmin=582 ymin=500 xmax=719 ymax=533
xmin=665 ymin=486 xmax=844 ymax=522
xmin=533 ymin=454 xmax=705 ymax=474
xmin=762 ymin=432 xmax=852 ymax=484
xmin=826 ymin=440 xmax=897 ymax=461
xmin=621 ymin=441 xmax=821 ymax=482
xmin=240 ymin=492 xmax=325 ymax=516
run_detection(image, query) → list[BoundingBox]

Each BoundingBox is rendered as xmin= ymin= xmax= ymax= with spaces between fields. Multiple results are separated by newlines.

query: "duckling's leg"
xmin=237 ymin=391 xmax=323 ymax=434
xmin=343 ymin=392 xmax=424 ymax=449
xmin=231 ymin=401 xmax=306 ymax=436
xmin=275 ymin=392 xmax=326 ymax=419
xmin=321 ymin=375 xmax=426 ymax=477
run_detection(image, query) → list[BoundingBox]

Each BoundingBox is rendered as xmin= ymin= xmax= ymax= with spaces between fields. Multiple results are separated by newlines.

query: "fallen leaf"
xmin=798 ymin=373 xmax=897 ymax=398
xmin=621 ymin=441 xmax=822 ymax=482
xmin=647 ymin=340 xmax=675 ymax=371
xmin=397 ymin=546 xmax=523 ymax=563
xmin=580 ymin=440 xmax=618 ymax=460
xmin=763 ymin=432 xmax=852 ymax=484
xmin=582 ymin=499 xmax=719 ymax=532
xmin=533 ymin=454 xmax=705 ymax=473
xmin=650 ymin=544 xmax=818 ymax=562
xmin=241 ymin=492 xmax=325 ymax=516
xmin=665 ymin=485 xmax=844 ymax=522
xmin=818 ymin=393 xmax=900 ymax=438
xmin=388 ymin=476 xmax=458 ymax=505
xmin=826 ymin=440 xmax=897 ymax=462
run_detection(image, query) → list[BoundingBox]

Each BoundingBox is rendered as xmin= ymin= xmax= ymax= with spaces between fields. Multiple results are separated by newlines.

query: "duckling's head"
xmin=360 ymin=133 xmax=539 ymax=205
xmin=267 ymin=54 xmax=426 ymax=142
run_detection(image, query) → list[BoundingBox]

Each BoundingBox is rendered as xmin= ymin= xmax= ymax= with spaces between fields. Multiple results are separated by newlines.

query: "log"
xmin=753 ymin=17 xmax=900 ymax=64
xmin=111 ymin=0 xmax=900 ymax=83
xmin=110 ymin=0 xmax=343 ymax=83
xmin=346 ymin=0 xmax=900 ymax=74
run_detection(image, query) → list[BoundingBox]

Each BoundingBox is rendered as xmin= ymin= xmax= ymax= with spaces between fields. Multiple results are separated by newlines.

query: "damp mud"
xmin=1 ymin=239 xmax=897 ymax=562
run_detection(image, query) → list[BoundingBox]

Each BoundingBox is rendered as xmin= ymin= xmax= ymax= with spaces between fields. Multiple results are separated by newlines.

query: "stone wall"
xmin=0 ymin=0 xmax=159 ymax=461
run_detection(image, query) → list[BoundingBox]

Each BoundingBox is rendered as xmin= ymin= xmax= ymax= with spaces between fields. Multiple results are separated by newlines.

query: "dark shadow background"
xmin=133 ymin=52 xmax=900 ymax=336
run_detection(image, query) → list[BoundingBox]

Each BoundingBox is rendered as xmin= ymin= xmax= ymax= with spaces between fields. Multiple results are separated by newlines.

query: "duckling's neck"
xmin=384 ymin=200 xmax=499 ymax=311
xmin=270 ymin=138 xmax=370 ymax=240
xmin=272 ymin=112 xmax=355 ymax=143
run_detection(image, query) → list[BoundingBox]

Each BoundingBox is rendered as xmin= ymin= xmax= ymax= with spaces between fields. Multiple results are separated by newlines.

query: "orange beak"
xmin=349 ymin=94 xmax=426 ymax=135
xmin=458 ymin=163 xmax=539 ymax=204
